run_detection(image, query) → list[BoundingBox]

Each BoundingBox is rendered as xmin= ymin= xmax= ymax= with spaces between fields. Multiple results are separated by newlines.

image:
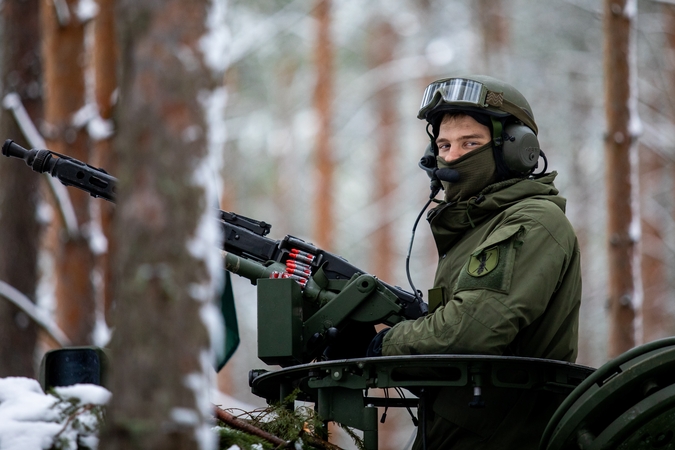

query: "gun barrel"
xmin=224 ymin=252 xmax=335 ymax=305
xmin=2 ymin=139 xmax=29 ymax=160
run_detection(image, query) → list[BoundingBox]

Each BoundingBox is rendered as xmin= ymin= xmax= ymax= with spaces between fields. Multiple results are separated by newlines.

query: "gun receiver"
xmin=3 ymin=139 xmax=428 ymax=366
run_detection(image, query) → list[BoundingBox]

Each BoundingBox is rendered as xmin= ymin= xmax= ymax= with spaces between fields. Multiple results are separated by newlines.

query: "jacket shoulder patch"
xmin=455 ymin=225 xmax=524 ymax=294
xmin=467 ymin=246 xmax=499 ymax=277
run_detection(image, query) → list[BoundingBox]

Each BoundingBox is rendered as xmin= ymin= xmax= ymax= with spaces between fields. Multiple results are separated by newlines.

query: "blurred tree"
xmin=101 ymin=0 xmax=217 ymax=447
xmin=639 ymin=0 xmax=675 ymax=342
xmin=40 ymin=0 xmax=96 ymax=345
xmin=313 ymin=0 xmax=335 ymax=250
xmin=603 ymin=0 xmax=639 ymax=357
xmin=475 ymin=0 xmax=508 ymax=72
xmin=639 ymin=141 xmax=670 ymax=342
xmin=0 ymin=0 xmax=42 ymax=377
xmin=91 ymin=0 xmax=118 ymax=325
xmin=369 ymin=19 xmax=398 ymax=284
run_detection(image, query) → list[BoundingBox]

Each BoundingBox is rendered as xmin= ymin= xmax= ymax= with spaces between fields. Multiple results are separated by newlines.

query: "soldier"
xmin=372 ymin=75 xmax=582 ymax=449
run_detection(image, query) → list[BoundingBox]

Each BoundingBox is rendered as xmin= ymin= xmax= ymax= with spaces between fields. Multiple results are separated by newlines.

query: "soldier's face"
xmin=436 ymin=115 xmax=491 ymax=162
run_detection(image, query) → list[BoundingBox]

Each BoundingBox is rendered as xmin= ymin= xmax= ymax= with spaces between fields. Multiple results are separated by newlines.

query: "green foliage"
xmin=47 ymin=390 xmax=106 ymax=450
xmin=214 ymin=425 xmax=272 ymax=450
xmin=215 ymin=390 xmax=336 ymax=450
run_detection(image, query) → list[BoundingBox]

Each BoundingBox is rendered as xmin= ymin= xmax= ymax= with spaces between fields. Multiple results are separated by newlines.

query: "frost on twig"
xmin=0 ymin=280 xmax=71 ymax=347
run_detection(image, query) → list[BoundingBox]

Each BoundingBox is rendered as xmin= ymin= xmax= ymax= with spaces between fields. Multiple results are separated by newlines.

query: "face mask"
xmin=436 ymin=143 xmax=498 ymax=203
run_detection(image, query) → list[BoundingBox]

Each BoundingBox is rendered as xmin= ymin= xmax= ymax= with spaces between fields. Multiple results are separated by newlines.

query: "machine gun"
xmin=2 ymin=139 xmax=427 ymax=367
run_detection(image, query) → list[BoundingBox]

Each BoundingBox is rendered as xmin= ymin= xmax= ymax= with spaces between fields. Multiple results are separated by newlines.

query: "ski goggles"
xmin=418 ymin=78 xmax=501 ymax=120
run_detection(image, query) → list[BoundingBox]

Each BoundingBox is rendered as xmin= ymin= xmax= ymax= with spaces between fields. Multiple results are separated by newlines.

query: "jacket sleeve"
xmin=382 ymin=211 xmax=574 ymax=356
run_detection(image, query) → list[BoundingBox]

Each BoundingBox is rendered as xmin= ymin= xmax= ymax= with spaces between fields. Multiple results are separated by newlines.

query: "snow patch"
xmin=201 ymin=302 xmax=225 ymax=361
xmin=53 ymin=384 xmax=111 ymax=406
xmin=200 ymin=0 xmax=232 ymax=72
xmin=76 ymin=0 xmax=99 ymax=22
xmin=183 ymin=350 xmax=218 ymax=450
xmin=171 ymin=407 xmax=201 ymax=425
xmin=0 ymin=378 xmax=110 ymax=450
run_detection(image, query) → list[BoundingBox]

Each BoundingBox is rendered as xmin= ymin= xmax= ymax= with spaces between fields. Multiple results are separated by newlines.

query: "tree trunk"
xmin=40 ymin=0 xmax=96 ymax=345
xmin=92 ymin=0 xmax=118 ymax=326
xmin=102 ymin=0 xmax=217 ymax=448
xmin=603 ymin=0 xmax=639 ymax=357
xmin=476 ymin=0 xmax=509 ymax=72
xmin=639 ymin=142 xmax=668 ymax=342
xmin=368 ymin=20 xmax=398 ymax=284
xmin=0 ymin=0 xmax=42 ymax=377
xmin=313 ymin=0 xmax=335 ymax=251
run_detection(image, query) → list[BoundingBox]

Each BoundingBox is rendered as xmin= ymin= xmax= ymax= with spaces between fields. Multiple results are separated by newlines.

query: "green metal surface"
xmin=302 ymin=274 xmax=401 ymax=346
xmin=250 ymin=355 xmax=593 ymax=450
xmin=257 ymin=278 xmax=304 ymax=366
xmin=541 ymin=338 xmax=675 ymax=450
xmin=255 ymin=273 xmax=408 ymax=366
xmin=596 ymin=383 xmax=675 ymax=449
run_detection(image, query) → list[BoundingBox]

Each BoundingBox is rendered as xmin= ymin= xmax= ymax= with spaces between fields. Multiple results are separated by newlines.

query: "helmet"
xmin=418 ymin=75 xmax=541 ymax=176
xmin=417 ymin=74 xmax=538 ymax=134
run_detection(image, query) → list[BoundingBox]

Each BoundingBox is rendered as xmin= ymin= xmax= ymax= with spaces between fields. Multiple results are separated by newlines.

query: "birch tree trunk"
xmin=40 ymin=0 xmax=96 ymax=345
xmin=102 ymin=0 xmax=217 ymax=447
xmin=603 ymin=0 xmax=640 ymax=357
xmin=0 ymin=0 xmax=42 ymax=377
xmin=313 ymin=0 xmax=335 ymax=250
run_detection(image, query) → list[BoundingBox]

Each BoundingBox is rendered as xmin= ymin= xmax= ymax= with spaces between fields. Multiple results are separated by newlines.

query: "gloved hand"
xmin=366 ymin=328 xmax=390 ymax=357
xmin=322 ymin=323 xmax=376 ymax=360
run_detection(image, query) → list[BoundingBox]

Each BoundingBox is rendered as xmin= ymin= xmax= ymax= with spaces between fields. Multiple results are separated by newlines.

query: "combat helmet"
xmin=418 ymin=75 xmax=542 ymax=177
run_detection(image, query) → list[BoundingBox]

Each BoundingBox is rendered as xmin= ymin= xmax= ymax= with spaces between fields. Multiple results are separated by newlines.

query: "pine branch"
xmin=213 ymin=405 xmax=288 ymax=447
xmin=298 ymin=431 xmax=345 ymax=450
xmin=213 ymin=405 xmax=345 ymax=450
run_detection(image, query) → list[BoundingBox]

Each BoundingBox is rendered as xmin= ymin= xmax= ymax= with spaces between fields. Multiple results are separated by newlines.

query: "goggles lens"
xmin=418 ymin=78 xmax=487 ymax=118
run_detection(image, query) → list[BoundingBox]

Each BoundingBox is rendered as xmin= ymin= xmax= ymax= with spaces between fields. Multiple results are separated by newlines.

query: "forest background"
xmin=0 ymin=0 xmax=672 ymax=448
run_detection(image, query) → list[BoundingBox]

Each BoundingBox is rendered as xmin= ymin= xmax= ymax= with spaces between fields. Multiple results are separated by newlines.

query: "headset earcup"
xmin=502 ymin=123 xmax=540 ymax=174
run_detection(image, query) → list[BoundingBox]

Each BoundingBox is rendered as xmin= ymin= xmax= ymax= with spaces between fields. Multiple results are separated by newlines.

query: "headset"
xmin=419 ymin=118 xmax=546 ymax=195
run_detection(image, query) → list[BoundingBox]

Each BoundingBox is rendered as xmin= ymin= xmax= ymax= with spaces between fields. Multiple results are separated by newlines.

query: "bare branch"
xmin=0 ymin=280 xmax=71 ymax=347
xmin=213 ymin=405 xmax=288 ymax=447
xmin=2 ymin=92 xmax=79 ymax=236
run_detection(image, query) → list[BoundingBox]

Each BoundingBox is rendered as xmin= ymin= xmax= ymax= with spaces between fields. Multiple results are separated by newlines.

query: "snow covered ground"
xmin=0 ymin=377 xmax=110 ymax=450
xmin=0 ymin=376 xmax=256 ymax=450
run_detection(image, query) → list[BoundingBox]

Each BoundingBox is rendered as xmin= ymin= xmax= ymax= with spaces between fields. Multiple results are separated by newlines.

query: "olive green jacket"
xmin=383 ymin=172 xmax=580 ymax=361
xmin=382 ymin=173 xmax=581 ymax=448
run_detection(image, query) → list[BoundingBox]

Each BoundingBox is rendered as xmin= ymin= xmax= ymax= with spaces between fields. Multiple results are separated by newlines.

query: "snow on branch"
xmin=3 ymin=93 xmax=79 ymax=236
xmin=0 ymin=281 xmax=71 ymax=347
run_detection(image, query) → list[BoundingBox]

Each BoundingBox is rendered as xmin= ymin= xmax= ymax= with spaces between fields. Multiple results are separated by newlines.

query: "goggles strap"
xmin=491 ymin=117 xmax=503 ymax=147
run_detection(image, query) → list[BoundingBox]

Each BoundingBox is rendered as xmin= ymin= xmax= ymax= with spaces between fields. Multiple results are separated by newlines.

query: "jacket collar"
xmin=427 ymin=172 xmax=565 ymax=254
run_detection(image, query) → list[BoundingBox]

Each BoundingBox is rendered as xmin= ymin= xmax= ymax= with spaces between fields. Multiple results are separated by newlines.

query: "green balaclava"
xmin=436 ymin=142 xmax=498 ymax=203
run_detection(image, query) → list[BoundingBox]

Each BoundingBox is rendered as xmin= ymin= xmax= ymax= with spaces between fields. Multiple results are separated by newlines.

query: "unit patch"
xmin=454 ymin=225 xmax=524 ymax=294
xmin=467 ymin=246 xmax=499 ymax=277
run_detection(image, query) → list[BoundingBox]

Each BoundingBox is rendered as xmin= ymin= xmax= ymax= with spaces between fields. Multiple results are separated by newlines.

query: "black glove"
xmin=322 ymin=323 xmax=377 ymax=360
xmin=366 ymin=328 xmax=390 ymax=357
